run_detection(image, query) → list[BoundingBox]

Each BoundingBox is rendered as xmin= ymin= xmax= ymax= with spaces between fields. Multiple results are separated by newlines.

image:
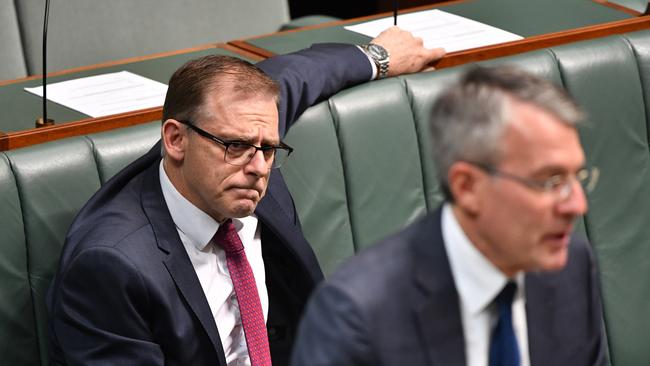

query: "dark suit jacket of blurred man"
xmin=47 ymin=44 xmax=372 ymax=366
xmin=292 ymin=208 xmax=605 ymax=366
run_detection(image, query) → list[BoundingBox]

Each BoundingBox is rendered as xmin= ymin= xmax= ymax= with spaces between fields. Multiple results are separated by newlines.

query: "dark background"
xmin=288 ymin=0 xmax=444 ymax=19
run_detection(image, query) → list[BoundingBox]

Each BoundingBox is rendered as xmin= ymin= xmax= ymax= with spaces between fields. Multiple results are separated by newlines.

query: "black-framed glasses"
xmin=178 ymin=120 xmax=293 ymax=169
xmin=471 ymin=162 xmax=599 ymax=201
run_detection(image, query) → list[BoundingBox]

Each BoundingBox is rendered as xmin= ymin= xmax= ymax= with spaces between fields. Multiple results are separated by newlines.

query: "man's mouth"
xmin=543 ymin=229 xmax=572 ymax=248
xmin=230 ymin=186 xmax=262 ymax=197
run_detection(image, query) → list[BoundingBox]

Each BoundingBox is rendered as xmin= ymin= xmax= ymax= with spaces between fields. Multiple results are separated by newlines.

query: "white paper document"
xmin=25 ymin=71 xmax=168 ymax=118
xmin=345 ymin=9 xmax=523 ymax=53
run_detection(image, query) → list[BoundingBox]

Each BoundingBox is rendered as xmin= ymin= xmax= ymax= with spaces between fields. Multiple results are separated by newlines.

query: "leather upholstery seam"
xmin=328 ymin=98 xmax=359 ymax=253
xmin=403 ymin=76 xmax=432 ymax=212
xmin=4 ymin=151 xmax=41 ymax=365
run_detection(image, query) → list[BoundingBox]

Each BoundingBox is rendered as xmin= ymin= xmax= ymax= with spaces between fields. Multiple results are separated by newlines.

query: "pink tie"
xmin=212 ymin=219 xmax=272 ymax=366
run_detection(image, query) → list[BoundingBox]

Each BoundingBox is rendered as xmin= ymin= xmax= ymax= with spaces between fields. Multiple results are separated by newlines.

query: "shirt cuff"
xmin=356 ymin=45 xmax=378 ymax=80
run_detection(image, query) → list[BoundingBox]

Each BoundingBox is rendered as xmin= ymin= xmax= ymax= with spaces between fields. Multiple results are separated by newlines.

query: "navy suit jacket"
xmin=292 ymin=208 xmax=606 ymax=366
xmin=47 ymin=44 xmax=372 ymax=366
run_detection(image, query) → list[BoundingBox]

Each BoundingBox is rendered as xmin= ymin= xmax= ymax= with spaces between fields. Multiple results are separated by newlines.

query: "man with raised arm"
xmin=47 ymin=28 xmax=444 ymax=366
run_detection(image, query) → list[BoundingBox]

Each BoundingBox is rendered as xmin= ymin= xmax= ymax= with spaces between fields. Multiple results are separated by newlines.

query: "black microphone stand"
xmin=393 ymin=0 xmax=398 ymax=25
xmin=36 ymin=0 xmax=55 ymax=128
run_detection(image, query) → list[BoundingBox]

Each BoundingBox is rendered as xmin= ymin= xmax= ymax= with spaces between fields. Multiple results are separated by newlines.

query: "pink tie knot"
xmin=213 ymin=219 xmax=244 ymax=254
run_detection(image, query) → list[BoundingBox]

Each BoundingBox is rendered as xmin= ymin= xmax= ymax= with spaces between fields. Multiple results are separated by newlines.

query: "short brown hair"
xmin=162 ymin=55 xmax=280 ymax=123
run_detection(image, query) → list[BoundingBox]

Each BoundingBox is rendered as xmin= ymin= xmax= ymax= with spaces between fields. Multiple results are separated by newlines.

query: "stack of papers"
xmin=345 ymin=9 xmax=523 ymax=53
xmin=25 ymin=71 xmax=168 ymax=118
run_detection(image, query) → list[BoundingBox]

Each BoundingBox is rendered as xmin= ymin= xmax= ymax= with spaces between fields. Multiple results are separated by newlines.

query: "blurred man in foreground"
xmin=292 ymin=65 xmax=605 ymax=366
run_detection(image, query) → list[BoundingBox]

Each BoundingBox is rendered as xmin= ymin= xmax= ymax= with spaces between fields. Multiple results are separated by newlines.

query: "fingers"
xmin=427 ymin=47 xmax=447 ymax=63
xmin=370 ymin=27 xmax=446 ymax=77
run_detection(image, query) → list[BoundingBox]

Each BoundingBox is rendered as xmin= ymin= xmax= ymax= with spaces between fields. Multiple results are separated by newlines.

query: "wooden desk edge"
xmin=0 ymin=108 xmax=162 ymax=151
xmin=0 ymin=43 xmax=264 ymax=151
xmin=437 ymin=16 xmax=650 ymax=68
xmin=229 ymin=16 xmax=650 ymax=70
xmin=226 ymin=0 xmax=467 ymax=55
xmin=228 ymin=0 xmax=643 ymax=58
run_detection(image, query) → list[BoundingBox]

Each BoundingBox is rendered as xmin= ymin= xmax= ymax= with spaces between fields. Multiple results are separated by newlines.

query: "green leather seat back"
xmin=15 ymin=0 xmax=292 ymax=74
xmin=5 ymin=138 xmax=101 ymax=365
xmin=626 ymin=30 xmax=650 ymax=138
xmin=0 ymin=124 xmax=160 ymax=365
xmin=404 ymin=69 xmax=463 ymax=210
xmin=0 ymin=0 xmax=27 ymax=81
xmin=87 ymin=122 xmax=160 ymax=184
xmin=282 ymin=104 xmax=355 ymax=275
xmin=286 ymin=48 xmax=590 ymax=277
xmin=0 ymin=153 xmax=39 ymax=366
xmin=332 ymin=78 xmax=429 ymax=250
xmin=552 ymin=33 xmax=650 ymax=366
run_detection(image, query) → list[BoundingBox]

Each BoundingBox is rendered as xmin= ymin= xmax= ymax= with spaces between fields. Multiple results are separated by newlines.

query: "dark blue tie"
xmin=489 ymin=282 xmax=520 ymax=366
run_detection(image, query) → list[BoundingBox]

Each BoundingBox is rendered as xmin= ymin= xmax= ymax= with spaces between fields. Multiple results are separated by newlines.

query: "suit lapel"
xmin=140 ymin=159 xmax=228 ymax=365
xmin=411 ymin=210 xmax=466 ymax=366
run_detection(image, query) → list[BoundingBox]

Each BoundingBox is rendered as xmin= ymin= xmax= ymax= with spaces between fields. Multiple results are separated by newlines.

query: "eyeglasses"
xmin=178 ymin=120 xmax=293 ymax=169
xmin=472 ymin=162 xmax=599 ymax=201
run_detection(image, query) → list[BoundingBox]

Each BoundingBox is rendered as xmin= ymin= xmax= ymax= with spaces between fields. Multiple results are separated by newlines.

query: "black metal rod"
xmin=393 ymin=0 xmax=398 ymax=25
xmin=43 ymin=0 xmax=51 ymax=122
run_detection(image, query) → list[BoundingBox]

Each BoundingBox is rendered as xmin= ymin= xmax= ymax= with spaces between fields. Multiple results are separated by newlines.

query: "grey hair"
xmin=429 ymin=65 xmax=584 ymax=201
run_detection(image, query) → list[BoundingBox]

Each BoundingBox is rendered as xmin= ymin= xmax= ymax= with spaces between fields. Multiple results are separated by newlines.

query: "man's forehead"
xmin=499 ymin=101 xmax=582 ymax=169
xmin=203 ymin=85 xmax=277 ymax=107
xmin=198 ymin=86 xmax=277 ymax=116
xmin=197 ymin=92 xmax=279 ymax=139
xmin=504 ymin=100 xmax=572 ymax=138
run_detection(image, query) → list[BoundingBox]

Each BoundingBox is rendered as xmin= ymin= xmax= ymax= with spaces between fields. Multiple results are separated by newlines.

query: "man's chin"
xmin=538 ymin=251 xmax=569 ymax=272
xmin=228 ymin=200 xmax=259 ymax=218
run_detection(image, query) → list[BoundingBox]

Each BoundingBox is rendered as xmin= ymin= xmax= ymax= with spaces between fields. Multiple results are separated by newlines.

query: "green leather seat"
xmin=330 ymin=78 xmax=429 ymax=250
xmin=0 ymin=153 xmax=38 ymax=365
xmin=555 ymin=33 xmax=650 ymax=366
xmin=0 ymin=0 xmax=27 ymax=80
xmin=279 ymin=103 xmax=356 ymax=275
xmin=0 ymin=124 xmax=162 ymax=365
xmin=5 ymin=138 xmax=102 ymax=364
xmin=14 ymin=0 xmax=336 ymax=75
xmin=86 ymin=121 xmax=160 ymax=184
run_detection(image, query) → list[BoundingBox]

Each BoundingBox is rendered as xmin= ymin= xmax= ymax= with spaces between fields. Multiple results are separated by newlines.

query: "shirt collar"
xmin=442 ymin=204 xmax=524 ymax=316
xmin=158 ymin=160 xmax=257 ymax=250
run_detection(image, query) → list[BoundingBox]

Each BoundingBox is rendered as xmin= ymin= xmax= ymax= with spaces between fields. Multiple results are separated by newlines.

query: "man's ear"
xmin=162 ymin=119 xmax=187 ymax=162
xmin=448 ymin=161 xmax=484 ymax=215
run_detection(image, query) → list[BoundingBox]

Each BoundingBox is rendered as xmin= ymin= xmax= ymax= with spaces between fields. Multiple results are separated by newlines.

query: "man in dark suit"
xmin=292 ymin=66 xmax=606 ymax=366
xmin=46 ymin=28 xmax=445 ymax=365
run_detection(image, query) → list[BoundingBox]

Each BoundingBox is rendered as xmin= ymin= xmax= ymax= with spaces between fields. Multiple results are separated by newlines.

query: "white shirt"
xmin=159 ymin=162 xmax=267 ymax=366
xmin=442 ymin=204 xmax=530 ymax=366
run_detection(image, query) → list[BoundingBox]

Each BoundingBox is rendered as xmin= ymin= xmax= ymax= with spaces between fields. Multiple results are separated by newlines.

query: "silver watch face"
xmin=367 ymin=43 xmax=389 ymax=60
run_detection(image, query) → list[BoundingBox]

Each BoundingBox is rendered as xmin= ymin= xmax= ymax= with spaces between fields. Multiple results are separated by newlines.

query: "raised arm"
xmin=257 ymin=27 xmax=445 ymax=137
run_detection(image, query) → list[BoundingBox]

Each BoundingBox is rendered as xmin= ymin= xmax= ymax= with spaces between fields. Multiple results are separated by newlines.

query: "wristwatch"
xmin=361 ymin=43 xmax=390 ymax=79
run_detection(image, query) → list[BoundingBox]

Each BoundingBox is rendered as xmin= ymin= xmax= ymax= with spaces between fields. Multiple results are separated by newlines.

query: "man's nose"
xmin=244 ymin=149 xmax=270 ymax=176
xmin=557 ymin=179 xmax=588 ymax=217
